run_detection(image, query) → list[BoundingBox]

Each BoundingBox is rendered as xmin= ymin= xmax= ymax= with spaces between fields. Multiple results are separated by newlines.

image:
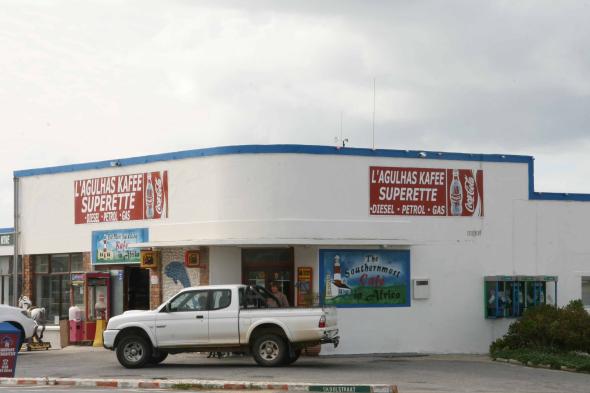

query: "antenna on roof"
xmin=372 ymin=77 xmax=376 ymax=150
xmin=335 ymin=111 xmax=349 ymax=148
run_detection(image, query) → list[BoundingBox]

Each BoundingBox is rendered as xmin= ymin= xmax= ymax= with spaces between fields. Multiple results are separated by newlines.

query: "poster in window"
xmin=319 ymin=249 xmax=410 ymax=308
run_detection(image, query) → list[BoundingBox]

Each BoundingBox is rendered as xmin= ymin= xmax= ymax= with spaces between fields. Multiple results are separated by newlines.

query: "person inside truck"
xmin=267 ymin=281 xmax=289 ymax=308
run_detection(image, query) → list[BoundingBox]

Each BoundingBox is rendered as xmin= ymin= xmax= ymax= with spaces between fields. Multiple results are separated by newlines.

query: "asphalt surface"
xmin=12 ymin=347 xmax=590 ymax=393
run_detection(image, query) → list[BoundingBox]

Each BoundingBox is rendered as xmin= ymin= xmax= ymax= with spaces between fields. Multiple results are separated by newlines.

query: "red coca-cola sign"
xmin=74 ymin=171 xmax=168 ymax=224
xmin=369 ymin=167 xmax=484 ymax=216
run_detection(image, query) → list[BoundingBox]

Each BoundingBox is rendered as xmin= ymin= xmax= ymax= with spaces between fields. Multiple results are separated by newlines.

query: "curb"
xmin=493 ymin=358 xmax=588 ymax=373
xmin=0 ymin=377 xmax=398 ymax=393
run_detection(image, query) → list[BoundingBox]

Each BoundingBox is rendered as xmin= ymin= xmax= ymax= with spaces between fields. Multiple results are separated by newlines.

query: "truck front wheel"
xmin=252 ymin=334 xmax=288 ymax=367
xmin=116 ymin=335 xmax=152 ymax=369
xmin=149 ymin=351 xmax=168 ymax=365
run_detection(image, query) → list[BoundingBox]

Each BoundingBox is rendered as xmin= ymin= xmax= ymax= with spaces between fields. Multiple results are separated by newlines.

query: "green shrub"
xmin=490 ymin=300 xmax=590 ymax=354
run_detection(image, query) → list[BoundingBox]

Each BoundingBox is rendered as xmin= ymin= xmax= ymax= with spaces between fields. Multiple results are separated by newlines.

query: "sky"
xmin=1 ymin=0 xmax=590 ymax=225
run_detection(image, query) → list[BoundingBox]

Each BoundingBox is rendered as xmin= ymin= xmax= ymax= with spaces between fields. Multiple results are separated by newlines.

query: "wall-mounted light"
xmin=418 ymin=152 xmax=427 ymax=158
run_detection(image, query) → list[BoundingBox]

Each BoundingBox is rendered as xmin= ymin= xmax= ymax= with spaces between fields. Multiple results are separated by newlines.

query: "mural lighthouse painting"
xmin=325 ymin=255 xmax=352 ymax=300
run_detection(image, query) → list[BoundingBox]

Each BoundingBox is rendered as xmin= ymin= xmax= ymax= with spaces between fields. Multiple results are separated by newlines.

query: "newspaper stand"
xmin=0 ymin=322 xmax=21 ymax=377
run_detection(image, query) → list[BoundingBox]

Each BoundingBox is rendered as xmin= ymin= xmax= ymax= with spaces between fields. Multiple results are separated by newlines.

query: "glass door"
xmin=242 ymin=248 xmax=294 ymax=305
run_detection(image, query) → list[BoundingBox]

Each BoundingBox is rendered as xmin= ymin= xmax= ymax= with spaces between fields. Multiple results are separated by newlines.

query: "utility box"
xmin=413 ymin=279 xmax=430 ymax=299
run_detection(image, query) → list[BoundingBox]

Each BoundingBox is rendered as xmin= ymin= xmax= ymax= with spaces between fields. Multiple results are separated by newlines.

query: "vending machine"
xmin=69 ymin=272 xmax=111 ymax=344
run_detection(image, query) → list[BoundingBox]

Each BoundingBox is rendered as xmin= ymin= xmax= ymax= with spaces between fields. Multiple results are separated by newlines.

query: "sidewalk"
xmin=0 ymin=376 xmax=397 ymax=393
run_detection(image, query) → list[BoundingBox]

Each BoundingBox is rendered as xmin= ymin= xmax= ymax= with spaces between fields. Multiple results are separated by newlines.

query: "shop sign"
xmin=140 ymin=250 xmax=160 ymax=269
xmin=0 ymin=234 xmax=13 ymax=246
xmin=297 ymin=267 xmax=313 ymax=307
xmin=184 ymin=250 xmax=201 ymax=268
xmin=369 ymin=167 xmax=484 ymax=216
xmin=74 ymin=171 xmax=168 ymax=224
xmin=91 ymin=228 xmax=148 ymax=265
xmin=309 ymin=386 xmax=371 ymax=393
xmin=319 ymin=249 xmax=410 ymax=308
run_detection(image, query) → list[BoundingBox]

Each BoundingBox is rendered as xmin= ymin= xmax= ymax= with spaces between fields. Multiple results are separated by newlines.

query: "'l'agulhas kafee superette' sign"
xmin=74 ymin=171 xmax=168 ymax=224
xmin=369 ymin=167 xmax=484 ymax=216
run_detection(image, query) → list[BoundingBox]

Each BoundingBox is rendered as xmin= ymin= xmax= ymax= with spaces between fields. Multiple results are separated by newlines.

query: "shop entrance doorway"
xmin=242 ymin=248 xmax=294 ymax=306
xmin=124 ymin=266 xmax=150 ymax=310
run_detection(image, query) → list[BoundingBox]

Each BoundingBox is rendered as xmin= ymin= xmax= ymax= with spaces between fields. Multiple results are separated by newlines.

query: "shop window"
xmin=0 ymin=256 xmax=22 ymax=305
xmin=485 ymin=275 xmax=557 ymax=319
xmin=34 ymin=253 xmax=82 ymax=324
xmin=71 ymin=254 xmax=84 ymax=271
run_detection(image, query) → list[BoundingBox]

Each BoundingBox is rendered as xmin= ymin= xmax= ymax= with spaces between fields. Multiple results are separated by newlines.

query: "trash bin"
xmin=0 ymin=322 xmax=21 ymax=377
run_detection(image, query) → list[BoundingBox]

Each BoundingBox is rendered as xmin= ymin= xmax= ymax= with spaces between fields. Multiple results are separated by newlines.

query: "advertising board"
xmin=75 ymin=171 xmax=168 ymax=224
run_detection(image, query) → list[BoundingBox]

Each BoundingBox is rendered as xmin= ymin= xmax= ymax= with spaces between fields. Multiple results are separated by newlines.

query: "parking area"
xmin=13 ymin=347 xmax=590 ymax=393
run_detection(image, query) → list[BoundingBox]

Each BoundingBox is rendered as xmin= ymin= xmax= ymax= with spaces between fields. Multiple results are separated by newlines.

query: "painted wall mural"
xmin=319 ymin=249 xmax=411 ymax=308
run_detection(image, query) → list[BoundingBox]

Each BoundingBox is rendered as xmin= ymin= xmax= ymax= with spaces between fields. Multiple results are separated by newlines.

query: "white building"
xmin=11 ymin=144 xmax=590 ymax=354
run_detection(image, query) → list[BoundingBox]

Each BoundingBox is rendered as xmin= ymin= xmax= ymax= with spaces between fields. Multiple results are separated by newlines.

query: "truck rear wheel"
xmin=116 ymin=335 xmax=152 ymax=369
xmin=252 ymin=333 xmax=288 ymax=367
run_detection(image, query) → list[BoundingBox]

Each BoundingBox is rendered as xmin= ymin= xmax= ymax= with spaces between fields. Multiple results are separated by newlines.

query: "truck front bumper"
xmin=102 ymin=329 xmax=118 ymax=350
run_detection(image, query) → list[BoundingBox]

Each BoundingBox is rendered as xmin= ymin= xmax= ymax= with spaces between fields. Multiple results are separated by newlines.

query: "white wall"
xmin=15 ymin=150 xmax=590 ymax=354
xmin=17 ymin=154 xmax=528 ymax=254
xmin=0 ymin=246 xmax=12 ymax=257
xmin=209 ymin=246 xmax=241 ymax=285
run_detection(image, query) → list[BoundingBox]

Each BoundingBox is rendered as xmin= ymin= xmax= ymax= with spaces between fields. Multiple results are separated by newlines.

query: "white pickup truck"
xmin=103 ymin=284 xmax=339 ymax=368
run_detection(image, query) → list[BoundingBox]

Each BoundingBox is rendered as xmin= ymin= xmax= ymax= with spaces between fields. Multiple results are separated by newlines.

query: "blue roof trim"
xmin=530 ymin=191 xmax=590 ymax=201
xmin=526 ymin=160 xmax=590 ymax=201
xmin=0 ymin=227 xmax=14 ymax=234
xmin=10 ymin=143 xmax=590 ymax=202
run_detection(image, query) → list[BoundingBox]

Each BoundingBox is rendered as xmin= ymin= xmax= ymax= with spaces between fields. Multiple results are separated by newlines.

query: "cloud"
xmin=0 ymin=0 xmax=589 ymax=224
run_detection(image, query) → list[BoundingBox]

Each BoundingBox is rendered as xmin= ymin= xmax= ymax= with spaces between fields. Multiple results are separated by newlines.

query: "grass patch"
xmin=491 ymin=348 xmax=590 ymax=372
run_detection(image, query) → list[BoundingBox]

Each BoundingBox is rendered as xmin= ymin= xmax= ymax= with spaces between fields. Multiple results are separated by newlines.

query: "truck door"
xmin=155 ymin=290 xmax=209 ymax=347
xmin=208 ymin=288 xmax=240 ymax=344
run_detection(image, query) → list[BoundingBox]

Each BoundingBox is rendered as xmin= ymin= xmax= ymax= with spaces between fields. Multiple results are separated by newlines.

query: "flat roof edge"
xmin=13 ymin=144 xmax=590 ymax=201
xmin=13 ymin=144 xmax=532 ymax=178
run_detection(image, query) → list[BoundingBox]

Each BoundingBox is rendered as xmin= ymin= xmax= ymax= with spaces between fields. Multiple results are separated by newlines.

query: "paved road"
xmin=12 ymin=347 xmax=590 ymax=393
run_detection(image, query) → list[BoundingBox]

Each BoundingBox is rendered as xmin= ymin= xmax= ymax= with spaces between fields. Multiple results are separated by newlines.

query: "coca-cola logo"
xmin=155 ymin=176 xmax=163 ymax=215
xmin=464 ymin=175 xmax=476 ymax=213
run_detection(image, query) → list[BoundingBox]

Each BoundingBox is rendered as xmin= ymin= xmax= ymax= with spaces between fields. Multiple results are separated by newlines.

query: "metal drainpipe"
xmin=13 ymin=176 xmax=19 ymax=307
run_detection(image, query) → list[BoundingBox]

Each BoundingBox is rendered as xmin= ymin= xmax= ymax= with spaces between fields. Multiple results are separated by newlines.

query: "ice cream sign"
xmin=74 ymin=171 xmax=168 ymax=224
xmin=369 ymin=167 xmax=484 ymax=216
